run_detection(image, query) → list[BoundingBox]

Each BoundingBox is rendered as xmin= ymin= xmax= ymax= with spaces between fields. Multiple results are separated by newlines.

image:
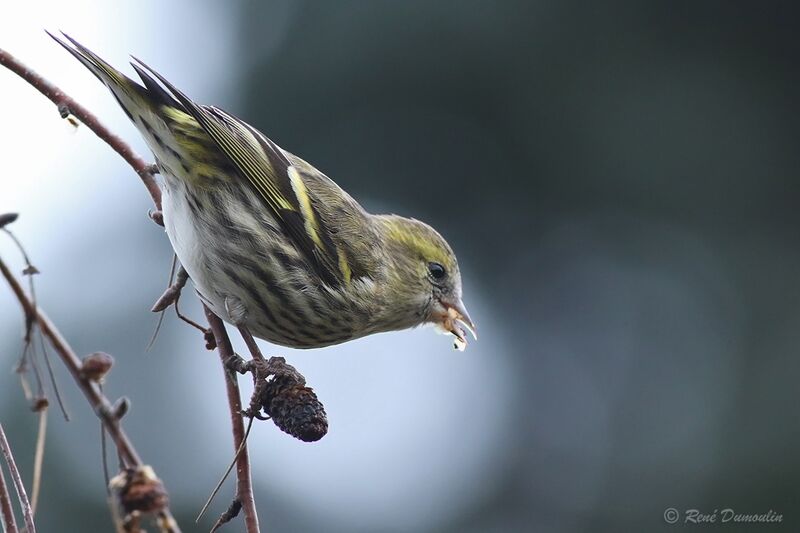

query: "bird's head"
xmin=376 ymin=215 xmax=476 ymax=350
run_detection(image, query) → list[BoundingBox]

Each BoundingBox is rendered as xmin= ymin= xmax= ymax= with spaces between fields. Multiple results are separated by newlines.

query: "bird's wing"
xmin=132 ymin=59 xmax=347 ymax=286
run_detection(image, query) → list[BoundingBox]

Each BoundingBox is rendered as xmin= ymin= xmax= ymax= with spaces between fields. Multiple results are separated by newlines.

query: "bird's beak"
xmin=434 ymin=296 xmax=477 ymax=351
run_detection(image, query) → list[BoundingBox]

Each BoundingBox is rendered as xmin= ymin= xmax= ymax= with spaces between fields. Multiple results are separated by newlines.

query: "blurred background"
xmin=2 ymin=1 xmax=799 ymax=531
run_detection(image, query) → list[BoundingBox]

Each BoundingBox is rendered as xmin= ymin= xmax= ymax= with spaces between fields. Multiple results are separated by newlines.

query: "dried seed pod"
xmin=80 ymin=351 xmax=114 ymax=382
xmin=0 ymin=213 xmax=19 ymax=228
xmin=204 ymin=329 xmax=217 ymax=350
xmin=31 ymin=397 xmax=49 ymax=412
xmin=259 ymin=358 xmax=327 ymax=442
xmin=21 ymin=265 xmax=39 ymax=276
xmin=110 ymin=465 xmax=169 ymax=515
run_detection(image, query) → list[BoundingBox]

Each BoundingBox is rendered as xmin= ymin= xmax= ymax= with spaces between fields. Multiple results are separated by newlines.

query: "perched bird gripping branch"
xmin=49 ymin=32 xmax=476 ymax=351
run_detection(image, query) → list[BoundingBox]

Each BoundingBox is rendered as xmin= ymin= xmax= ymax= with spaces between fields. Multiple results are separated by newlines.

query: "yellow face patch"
xmin=384 ymin=218 xmax=456 ymax=271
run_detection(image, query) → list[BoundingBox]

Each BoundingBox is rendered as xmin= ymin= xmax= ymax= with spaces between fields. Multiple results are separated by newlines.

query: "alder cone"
xmin=112 ymin=466 xmax=169 ymax=515
xmin=261 ymin=373 xmax=328 ymax=442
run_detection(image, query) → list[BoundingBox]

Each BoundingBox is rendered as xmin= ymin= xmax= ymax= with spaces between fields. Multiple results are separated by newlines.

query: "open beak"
xmin=435 ymin=297 xmax=477 ymax=351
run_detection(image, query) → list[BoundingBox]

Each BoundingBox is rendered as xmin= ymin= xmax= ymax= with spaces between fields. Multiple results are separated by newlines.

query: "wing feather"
xmin=130 ymin=59 xmax=345 ymax=286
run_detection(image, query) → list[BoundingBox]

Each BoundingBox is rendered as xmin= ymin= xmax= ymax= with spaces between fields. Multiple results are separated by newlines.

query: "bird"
xmin=48 ymin=32 xmax=476 ymax=351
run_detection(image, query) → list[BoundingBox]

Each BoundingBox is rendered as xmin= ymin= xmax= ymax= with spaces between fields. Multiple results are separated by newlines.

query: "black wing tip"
xmin=129 ymin=60 xmax=183 ymax=109
xmin=45 ymin=29 xmax=72 ymax=51
xmin=129 ymin=55 xmax=197 ymax=112
xmin=48 ymin=31 xmax=91 ymax=54
xmin=45 ymin=29 xmax=104 ymax=82
xmin=44 ymin=29 xmax=67 ymax=41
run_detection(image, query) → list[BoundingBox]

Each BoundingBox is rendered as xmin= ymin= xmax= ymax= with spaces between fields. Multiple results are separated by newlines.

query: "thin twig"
xmin=2 ymin=227 xmax=59 ymax=416
xmin=149 ymin=265 xmax=206 ymax=334
xmin=147 ymin=255 xmax=178 ymax=351
xmin=100 ymin=384 xmax=112 ymax=494
xmin=210 ymin=498 xmax=243 ymax=533
xmin=35 ymin=326 xmax=69 ymax=420
xmin=0 ymin=423 xmax=35 ymax=533
xmin=107 ymin=493 xmax=127 ymax=533
xmin=172 ymin=268 xmax=207 ymax=333
xmin=196 ymin=417 xmax=253 ymax=524
xmin=0 ymin=257 xmax=142 ymax=464
xmin=17 ymin=342 xmax=44 ymax=412
xmin=7 ymin=225 xmax=71 ymax=422
xmin=0 ymin=47 xmax=162 ymax=212
xmin=30 ymin=409 xmax=47 ymax=515
xmin=101 ymin=422 xmax=111 ymax=493
xmin=0 ymin=257 xmax=181 ymax=533
xmin=205 ymin=308 xmax=260 ymax=533
xmin=0 ymin=458 xmax=18 ymax=533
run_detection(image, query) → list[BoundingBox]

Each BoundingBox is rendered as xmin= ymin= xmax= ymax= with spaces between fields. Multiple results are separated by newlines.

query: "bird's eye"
xmin=428 ymin=262 xmax=447 ymax=281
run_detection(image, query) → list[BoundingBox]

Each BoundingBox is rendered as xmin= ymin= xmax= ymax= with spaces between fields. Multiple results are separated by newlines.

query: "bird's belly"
xmin=161 ymin=179 xmax=361 ymax=349
xmin=161 ymin=180 xmax=225 ymax=315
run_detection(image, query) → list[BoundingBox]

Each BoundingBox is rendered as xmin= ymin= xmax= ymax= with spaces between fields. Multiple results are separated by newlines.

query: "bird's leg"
xmin=237 ymin=325 xmax=266 ymax=362
xmin=244 ymin=357 xmax=271 ymax=420
xmin=223 ymin=352 xmax=270 ymax=420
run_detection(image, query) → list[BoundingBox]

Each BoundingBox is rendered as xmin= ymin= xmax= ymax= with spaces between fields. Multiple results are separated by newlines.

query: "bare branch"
xmin=204 ymin=308 xmax=260 ymax=533
xmin=0 ymin=257 xmax=181 ymax=532
xmin=0 ymin=47 xmax=162 ymax=214
xmin=147 ymin=255 xmax=178 ymax=351
xmin=0 ymin=457 xmax=19 ymax=533
xmin=196 ymin=418 xmax=253 ymax=525
xmin=30 ymin=409 xmax=47 ymax=515
xmin=0 ymin=423 xmax=35 ymax=532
